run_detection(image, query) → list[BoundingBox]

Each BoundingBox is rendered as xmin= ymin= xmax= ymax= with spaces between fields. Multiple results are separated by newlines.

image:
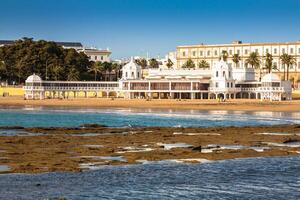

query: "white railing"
xmin=208 ymin=87 xmax=241 ymax=93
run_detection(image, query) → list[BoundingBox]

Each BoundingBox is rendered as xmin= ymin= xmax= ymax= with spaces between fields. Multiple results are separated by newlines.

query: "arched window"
xmin=223 ymin=71 xmax=225 ymax=77
xmin=137 ymin=72 xmax=140 ymax=78
xmin=216 ymin=71 xmax=218 ymax=77
xmin=131 ymin=72 xmax=134 ymax=77
xmin=126 ymin=72 xmax=128 ymax=77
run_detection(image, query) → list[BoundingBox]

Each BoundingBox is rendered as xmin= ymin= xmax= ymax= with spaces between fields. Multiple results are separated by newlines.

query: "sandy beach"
xmin=1 ymin=96 xmax=300 ymax=112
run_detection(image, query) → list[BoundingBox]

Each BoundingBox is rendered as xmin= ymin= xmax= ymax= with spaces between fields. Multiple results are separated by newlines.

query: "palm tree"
xmin=198 ymin=60 xmax=210 ymax=69
xmin=111 ymin=63 xmax=122 ymax=80
xmin=280 ymin=53 xmax=296 ymax=81
xmin=220 ymin=50 xmax=228 ymax=61
xmin=232 ymin=54 xmax=241 ymax=68
xmin=49 ymin=64 xmax=63 ymax=81
xmin=88 ymin=61 xmax=103 ymax=81
xmin=264 ymin=53 xmax=274 ymax=73
xmin=136 ymin=58 xmax=147 ymax=69
xmin=166 ymin=58 xmax=174 ymax=69
xmin=67 ymin=67 xmax=79 ymax=81
xmin=149 ymin=58 xmax=159 ymax=68
xmin=245 ymin=52 xmax=261 ymax=80
xmin=182 ymin=59 xmax=195 ymax=69
xmin=102 ymin=62 xmax=113 ymax=81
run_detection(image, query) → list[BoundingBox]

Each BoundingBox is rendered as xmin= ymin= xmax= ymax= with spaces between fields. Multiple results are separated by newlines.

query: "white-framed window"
xmin=266 ymin=49 xmax=269 ymax=54
xmin=182 ymin=52 xmax=186 ymax=57
xmin=215 ymin=82 xmax=218 ymax=88
xmin=95 ymin=56 xmax=98 ymax=60
xmin=214 ymin=50 xmax=218 ymax=56
xmin=137 ymin=72 xmax=140 ymax=78
xmin=227 ymin=82 xmax=229 ymax=87
xmin=229 ymin=50 xmax=232 ymax=55
xmin=192 ymin=51 xmax=196 ymax=56
xmin=131 ymin=72 xmax=134 ymax=77
xmin=207 ymin=51 xmax=210 ymax=56
xmin=200 ymin=51 xmax=203 ymax=56
xmin=101 ymin=56 xmax=103 ymax=60
xmin=237 ymin=50 xmax=240 ymax=55
xmin=223 ymin=71 xmax=225 ymax=77
xmin=216 ymin=71 xmax=218 ymax=77
xmin=255 ymin=49 xmax=258 ymax=53
xmin=290 ymin=48 xmax=294 ymax=54
xmin=245 ymin=49 xmax=248 ymax=55
xmin=126 ymin=72 xmax=128 ymax=77
xmin=274 ymin=48 xmax=277 ymax=54
xmin=298 ymin=62 xmax=300 ymax=69
xmin=282 ymin=48 xmax=285 ymax=54
xmin=298 ymin=48 xmax=300 ymax=54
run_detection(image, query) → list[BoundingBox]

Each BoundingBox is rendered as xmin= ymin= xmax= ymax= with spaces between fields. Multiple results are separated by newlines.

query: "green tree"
xmin=111 ymin=63 xmax=122 ymax=80
xmin=182 ymin=59 xmax=195 ymax=69
xmin=50 ymin=64 xmax=63 ymax=81
xmin=264 ymin=53 xmax=275 ymax=73
xmin=246 ymin=52 xmax=261 ymax=80
xmin=149 ymin=58 xmax=159 ymax=68
xmin=88 ymin=61 xmax=103 ymax=81
xmin=280 ymin=53 xmax=296 ymax=81
xmin=166 ymin=58 xmax=174 ymax=69
xmin=220 ymin=50 xmax=228 ymax=61
xmin=136 ymin=58 xmax=147 ymax=69
xmin=198 ymin=60 xmax=210 ymax=69
xmin=67 ymin=67 xmax=80 ymax=81
xmin=232 ymin=54 xmax=241 ymax=68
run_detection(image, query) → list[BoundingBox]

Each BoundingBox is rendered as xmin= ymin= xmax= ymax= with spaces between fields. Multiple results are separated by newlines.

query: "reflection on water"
xmin=0 ymin=106 xmax=300 ymax=128
xmin=0 ymin=156 xmax=299 ymax=199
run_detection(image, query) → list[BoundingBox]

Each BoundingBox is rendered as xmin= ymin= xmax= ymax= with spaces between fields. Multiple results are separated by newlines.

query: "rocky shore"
xmin=0 ymin=124 xmax=300 ymax=174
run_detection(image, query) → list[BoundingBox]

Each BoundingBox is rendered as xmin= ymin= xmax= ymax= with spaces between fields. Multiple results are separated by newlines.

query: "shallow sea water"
xmin=0 ymin=106 xmax=300 ymax=128
xmin=0 ymin=156 xmax=299 ymax=200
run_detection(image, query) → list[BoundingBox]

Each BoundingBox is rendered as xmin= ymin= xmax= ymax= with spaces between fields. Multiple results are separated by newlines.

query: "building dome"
xmin=261 ymin=73 xmax=280 ymax=82
xmin=25 ymin=74 xmax=42 ymax=82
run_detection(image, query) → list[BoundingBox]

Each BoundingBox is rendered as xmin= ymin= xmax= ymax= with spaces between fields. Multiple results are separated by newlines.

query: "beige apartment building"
xmin=176 ymin=40 xmax=300 ymax=86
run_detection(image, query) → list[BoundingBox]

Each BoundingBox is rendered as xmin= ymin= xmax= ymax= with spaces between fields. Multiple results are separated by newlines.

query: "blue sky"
xmin=0 ymin=0 xmax=300 ymax=59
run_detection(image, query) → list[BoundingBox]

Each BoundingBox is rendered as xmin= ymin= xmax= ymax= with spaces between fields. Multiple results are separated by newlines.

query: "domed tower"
xmin=23 ymin=74 xmax=44 ymax=99
xmin=209 ymin=58 xmax=237 ymax=99
xmin=121 ymin=57 xmax=142 ymax=80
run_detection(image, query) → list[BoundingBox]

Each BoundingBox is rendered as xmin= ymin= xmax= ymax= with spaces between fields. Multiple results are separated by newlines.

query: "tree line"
xmin=0 ymin=38 xmax=123 ymax=84
xmin=181 ymin=50 xmax=296 ymax=81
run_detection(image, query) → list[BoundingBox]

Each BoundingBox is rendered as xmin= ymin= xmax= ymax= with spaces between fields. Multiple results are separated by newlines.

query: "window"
xmin=131 ymin=72 xmax=134 ymax=77
xmin=229 ymin=50 xmax=232 ymax=55
xmin=245 ymin=49 xmax=248 ymax=55
xmin=223 ymin=71 xmax=225 ymax=77
xmin=193 ymin=51 xmax=196 ymax=56
xmin=215 ymin=83 xmax=219 ymax=88
xmin=290 ymin=48 xmax=294 ymax=54
xmin=200 ymin=51 xmax=203 ymax=56
xmin=207 ymin=51 xmax=210 ymax=56
xmin=299 ymin=48 xmax=300 ymax=54
xmin=298 ymin=62 xmax=300 ymax=69
xmin=266 ymin=49 xmax=269 ymax=54
xmin=237 ymin=50 xmax=240 ymax=54
xmin=137 ymin=72 xmax=140 ymax=78
xmin=229 ymin=71 xmax=231 ymax=78
xmin=227 ymin=82 xmax=229 ymax=87
xmin=95 ymin=56 xmax=98 ymax=60
xmin=182 ymin=52 xmax=186 ymax=57
xmin=274 ymin=48 xmax=277 ymax=54
xmin=126 ymin=72 xmax=128 ymax=77
xmin=255 ymin=49 xmax=258 ymax=53
xmin=273 ymin=62 xmax=277 ymax=68
xmin=282 ymin=48 xmax=285 ymax=54
xmin=101 ymin=56 xmax=103 ymax=60
xmin=231 ymin=82 xmax=233 ymax=87
xmin=214 ymin=50 xmax=218 ymax=56
xmin=216 ymin=71 xmax=219 ymax=77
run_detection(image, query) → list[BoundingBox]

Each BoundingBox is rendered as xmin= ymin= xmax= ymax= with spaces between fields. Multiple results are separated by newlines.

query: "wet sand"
xmin=1 ymin=96 xmax=300 ymax=112
xmin=0 ymin=124 xmax=299 ymax=174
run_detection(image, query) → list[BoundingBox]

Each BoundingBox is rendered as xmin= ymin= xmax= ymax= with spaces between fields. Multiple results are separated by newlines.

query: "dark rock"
xmin=192 ymin=146 xmax=202 ymax=151
xmin=80 ymin=124 xmax=107 ymax=128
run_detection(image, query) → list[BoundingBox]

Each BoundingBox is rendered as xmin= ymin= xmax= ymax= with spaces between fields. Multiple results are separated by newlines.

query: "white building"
xmin=24 ymin=59 xmax=292 ymax=101
xmin=176 ymin=40 xmax=300 ymax=84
